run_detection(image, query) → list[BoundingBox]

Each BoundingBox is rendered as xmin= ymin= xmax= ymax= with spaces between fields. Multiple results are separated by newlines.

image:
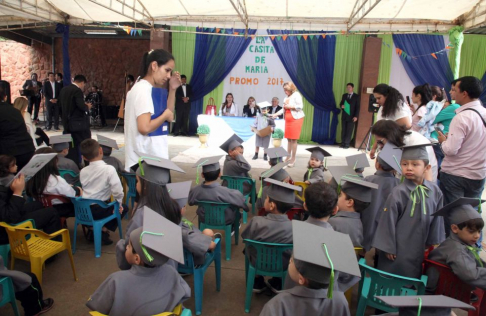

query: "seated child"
xmin=0 ymin=255 xmax=54 ymax=316
xmin=361 ymin=143 xmax=401 ymax=252
xmin=50 ymin=134 xmax=80 ymax=185
xmin=426 ymin=197 xmax=486 ymax=292
xmin=256 ymin=161 xmax=299 ymax=210
xmin=329 ymin=177 xmax=378 ymax=248
xmin=345 ymin=152 xmax=370 ymax=178
xmin=242 ymin=178 xmax=299 ymax=293
xmin=80 ymin=139 xmax=128 ymax=245
xmin=220 ymin=134 xmax=252 ymax=194
xmin=189 ymin=155 xmax=249 ymax=225
xmin=267 ymin=147 xmax=289 ymax=167
xmin=97 ymin=134 xmax=124 ymax=173
xmin=0 ymin=154 xmax=61 ymax=245
xmin=87 ymin=209 xmax=191 ymax=315
xmin=251 ymin=104 xmax=275 ymax=161
xmin=26 ymin=147 xmax=81 ymax=218
xmin=260 ymin=220 xmax=359 ymax=316
xmin=372 ymin=143 xmax=445 ymax=279
xmin=303 ymin=147 xmax=331 ymax=184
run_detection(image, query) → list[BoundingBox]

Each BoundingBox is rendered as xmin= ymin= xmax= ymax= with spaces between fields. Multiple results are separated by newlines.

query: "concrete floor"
xmin=1 ymin=123 xmax=478 ymax=316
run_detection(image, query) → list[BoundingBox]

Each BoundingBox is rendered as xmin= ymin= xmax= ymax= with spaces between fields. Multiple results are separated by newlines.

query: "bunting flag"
xmin=297 ymin=35 xmax=302 ymax=40
xmin=250 ymin=34 xmax=255 ymax=40
xmin=340 ymin=30 xmax=346 ymax=35
xmin=276 ymin=35 xmax=282 ymax=41
xmin=234 ymin=32 xmax=239 ymax=35
xmin=125 ymin=26 xmax=131 ymax=34
xmin=309 ymin=35 xmax=315 ymax=40
xmin=282 ymin=34 xmax=288 ymax=41
xmin=322 ymin=34 xmax=326 ymax=39
xmin=431 ymin=53 xmax=438 ymax=59
xmin=221 ymin=29 xmax=226 ymax=34
xmin=137 ymin=29 xmax=142 ymax=36
xmin=394 ymin=43 xmax=453 ymax=60
xmin=216 ymin=28 xmax=221 ymax=33
xmin=270 ymin=35 xmax=276 ymax=40
xmin=302 ymin=35 xmax=307 ymax=40
xmin=130 ymin=29 xmax=136 ymax=36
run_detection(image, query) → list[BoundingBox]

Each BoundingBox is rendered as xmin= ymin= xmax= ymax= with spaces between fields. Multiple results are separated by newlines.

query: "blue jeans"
xmin=432 ymin=143 xmax=444 ymax=168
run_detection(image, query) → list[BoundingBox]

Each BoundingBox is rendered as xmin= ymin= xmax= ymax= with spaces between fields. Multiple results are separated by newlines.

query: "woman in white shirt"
xmin=25 ymin=148 xmax=82 ymax=218
xmin=219 ymin=93 xmax=239 ymax=116
xmin=124 ymin=49 xmax=181 ymax=171
xmin=410 ymin=84 xmax=433 ymax=132
xmin=271 ymin=82 xmax=305 ymax=167
xmin=12 ymin=97 xmax=49 ymax=148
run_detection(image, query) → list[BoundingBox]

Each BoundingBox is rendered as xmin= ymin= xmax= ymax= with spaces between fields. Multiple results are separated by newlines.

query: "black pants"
xmin=27 ymin=96 xmax=41 ymax=120
xmin=100 ymin=105 xmax=107 ymax=126
xmin=53 ymin=203 xmax=75 ymax=218
xmin=15 ymin=272 xmax=46 ymax=316
xmin=15 ymin=150 xmax=35 ymax=172
xmin=35 ymin=128 xmax=49 ymax=146
xmin=21 ymin=201 xmax=61 ymax=235
xmin=65 ymin=128 xmax=91 ymax=166
xmin=46 ymin=102 xmax=60 ymax=129
xmin=172 ymin=103 xmax=191 ymax=135
xmin=90 ymin=203 xmax=128 ymax=231
xmin=341 ymin=120 xmax=355 ymax=147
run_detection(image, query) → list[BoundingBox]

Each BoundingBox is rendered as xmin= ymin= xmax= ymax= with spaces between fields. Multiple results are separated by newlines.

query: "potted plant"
xmin=197 ymin=124 xmax=210 ymax=148
xmin=272 ymin=128 xmax=284 ymax=148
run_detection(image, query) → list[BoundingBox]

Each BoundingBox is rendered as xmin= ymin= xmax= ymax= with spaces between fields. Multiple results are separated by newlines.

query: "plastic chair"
xmin=356 ymin=258 xmax=428 ymax=316
xmin=59 ymin=169 xmax=81 ymax=187
xmin=120 ymin=172 xmax=136 ymax=212
xmin=0 ymin=221 xmax=78 ymax=285
xmin=220 ymin=175 xmax=256 ymax=224
xmin=89 ymin=303 xmax=191 ymax=316
xmin=286 ymin=208 xmax=305 ymax=221
xmin=0 ymin=277 xmax=20 ymax=316
xmin=424 ymin=259 xmax=485 ymax=316
xmin=178 ymin=238 xmax=221 ymax=315
xmin=198 ymin=201 xmax=240 ymax=261
xmin=344 ymin=247 xmax=364 ymax=305
xmin=243 ymin=239 xmax=293 ymax=313
xmin=0 ymin=244 xmax=10 ymax=267
xmin=293 ymin=181 xmax=308 ymax=201
xmin=71 ymin=197 xmax=123 ymax=258
xmin=36 ymin=194 xmax=72 ymax=228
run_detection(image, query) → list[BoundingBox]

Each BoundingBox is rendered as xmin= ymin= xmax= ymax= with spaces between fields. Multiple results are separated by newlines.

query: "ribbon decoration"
xmin=393 ymin=155 xmax=402 ymax=173
xmin=182 ymin=217 xmax=194 ymax=230
xmin=322 ymin=243 xmax=334 ymax=299
xmin=466 ymin=245 xmax=484 ymax=267
xmin=307 ymin=168 xmax=313 ymax=180
xmin=409 ymin=185 xmax=430 ymax=217
xmin=140 ymin=231 xmax=164 ymax=262
xmin=195 ymin=159 xmax=208 ymax=184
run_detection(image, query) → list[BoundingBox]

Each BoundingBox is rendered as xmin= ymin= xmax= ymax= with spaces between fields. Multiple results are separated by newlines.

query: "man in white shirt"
xmin=43 ymin=72 xmax=61 ymax=131
xmin=270 ymin=97 xmax=283 ymax=119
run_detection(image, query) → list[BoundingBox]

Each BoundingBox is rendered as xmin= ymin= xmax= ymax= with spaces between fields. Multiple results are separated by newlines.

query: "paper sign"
xmin=9 ymin=153 xmax=57 ymax=186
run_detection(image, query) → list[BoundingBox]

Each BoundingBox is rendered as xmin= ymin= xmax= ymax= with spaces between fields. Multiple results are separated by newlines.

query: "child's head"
xmin=307 ymin=157 xmax=323 ymax=169
xmin=97 ymin=135 xmax=119 ymax=157
xmin=304 ymin=182 xmax=338 ymax=219
xmin=101 ymin=145 xmax=112 ymax=157
xmin=337 ymin=179 xmax=377 ymax=213
xmin=50 ymin=134 xmax=72 ymax=156
xmin=0 ymin=155 xmax=17 ymax=177
xmin=194 ymin=156 xmax=222 ymax=183
xmin=264 ymin=196 xmax=293 ymax=214
xmin=202 ymin=169 xmax=221 ymax=182
xmin=338 ymin=190 xmax=370 ymax=213
xmin=263 ymin=178 xmax=300 ymax=214
xmin=266 ymin=147 xmax=288 ymax=167
xmin=25 ymin=147 xmax=59 ymax=198
xmin=399 ymin=144 xmax=431 ymax=184
xmin=375 ymin=155 xmax=395 ymax=172
xmin=288 ymin=255 xmax=328 ymax=289
xmin=306 ymin=147 xmax=329 ymax=169
xmin=452 ymin=218 xmax=484 ymax=246
xmin=80 ymin=139 xmax=102 ymax=162
xmin=126 ymin=226 xmax=170 ymax=268
xmin=220 ymin=134 xmax=244 ymax=159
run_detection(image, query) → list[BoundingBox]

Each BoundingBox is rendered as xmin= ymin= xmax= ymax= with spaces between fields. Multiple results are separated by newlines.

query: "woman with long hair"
xmin=219 ymin=93 xmax=239 ymax=116
xmin=124 ymin=49 xmax=181 ymax=171
xmin=242 ymin=96 xmax=260 ymax=117
xmin=410 ymin=84 xmax=433 ymax=132
xmin=13 ymin=97 xmax=49 ymax=147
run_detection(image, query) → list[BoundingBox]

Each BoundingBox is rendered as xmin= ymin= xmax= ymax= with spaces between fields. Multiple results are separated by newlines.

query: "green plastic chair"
xmin=243 ymin=239 xmax=293 ymax=313
xmin=220 ymin=175 xmax=255 ymax=224
xmin=198 ymin=201 xmax=240 ymax=261
xmin=59 ymin=169 xmax=81 ymax=187
xmin=356 ymin=258 xmax=428 ymax=316
xmin=0 ymin=277 xmax=20 ymax=316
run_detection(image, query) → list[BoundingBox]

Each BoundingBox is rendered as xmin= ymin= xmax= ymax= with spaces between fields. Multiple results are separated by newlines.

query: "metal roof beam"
xmin=85 ymin=0 xmax=153 ymax=27
xmin=463 ymin=0 xmax=486 ymax=29
xmin=0 ymin=0 xmax=64 ymax=23
xmin=347 ymin=0 xmax=382 ymax=31
xmin=229 ymin=0 xmax=249 ymax=31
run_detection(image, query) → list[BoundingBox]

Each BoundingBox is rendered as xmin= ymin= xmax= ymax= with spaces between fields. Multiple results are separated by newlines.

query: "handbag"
xmin=205 ymin=97 xmax=217 ymax=115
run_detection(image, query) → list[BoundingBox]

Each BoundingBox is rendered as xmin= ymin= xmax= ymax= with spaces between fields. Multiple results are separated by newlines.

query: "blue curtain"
xmin=56 ymin=24 xmax=71 ymax=87
xmin=188 ymin=28 xmax=256 ymax=134
xmin=267 ymin=30 xmax=338 ymax=144
xmin=481 ymin=71 xmax=486 ymax=106
xmin=393 ymin=34 xmax=454 ymax=99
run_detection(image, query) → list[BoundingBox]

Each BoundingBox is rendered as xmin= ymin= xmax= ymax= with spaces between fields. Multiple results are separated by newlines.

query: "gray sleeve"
xmin=308 ymin=169 xmax=325 ymax=183
xmin=86 ymin=275 xmax=116 ymax=313
xmin=448 ymin=248 xmax=486 ymax=289
xmin=229 ymin=189 xmax=249 ymax=212
xmin=69 ymin=160 xmax=80 ymax=173
xmin=115 ymin=239 xmax=131 ymax=270
xmin=235 ymin=154 xmax=252 ymax=172
xmin=182 ymin=225 xmax=212 ymax=261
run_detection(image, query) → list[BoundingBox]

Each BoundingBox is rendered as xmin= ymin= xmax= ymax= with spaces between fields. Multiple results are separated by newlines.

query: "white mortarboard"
xmin=167 ymin=181 xmax=192 ymax=209
xmin=257 ymin=101 xmax=271 ymax=109
xmin=375 ymin=295 xmax=475 ymax=316
xmin=432 ymin=197 xmax=484 ymax=225
xmin=50 ymin=134 xmax=72 ymax=151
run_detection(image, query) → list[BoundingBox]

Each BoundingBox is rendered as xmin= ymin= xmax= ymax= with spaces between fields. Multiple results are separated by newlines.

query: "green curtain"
xmin=171 ymin=26 xmax=196 ymax=82
xmin=332 ymin=35 xmax=365 ymax=143
xmin=202 ymin=81 xmax=224 ymax=114
xmin=455 ymin=34 xmax=486 ymax=79
xmin=377 ymin=34 xmax=393 ymax=85
xmin=298 ymin=98 xmax=315 ymax=143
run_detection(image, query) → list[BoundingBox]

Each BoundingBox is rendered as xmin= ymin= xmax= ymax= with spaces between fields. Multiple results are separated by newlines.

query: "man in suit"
xmin=43 ymin=72 xmax=61 ymax=131
xmin=172 ymin=74 xmax=193 ymax=136
xmin=56 ymin=73 xmax=64 ymax=90
xmin=270 ymin=97 xmax=283 ymax=119
xmin=22 ymin=73 xmax=42 ymax=122
xmin=60 ymin=75 xmax=92 ymax=166
xmin=339 ymin=83 xmax=360 ymax=149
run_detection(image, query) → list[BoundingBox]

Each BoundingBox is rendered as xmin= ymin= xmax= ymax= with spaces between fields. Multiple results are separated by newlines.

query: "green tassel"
xmin=322 ymin=243 xmax=334 ymax=299
xmin=393 ymin=155 xmax=402 ymax=173
xmin=416 ymin=297 xmax=423 ymax=316
xmin=400 ymin=175 xmax=405 ymax=183
xmin=466 ymin=245 xmax=484 ymax=267
xmin=140 ymin=231 xmax=164 ymax=262
xmin=182 ymin=218 xmax=194 ymax=230
xmin=138 ymin=157 xmax=144 ymax=176
xmin=258 ymin=179 xmax=263 ymax=198
xmin=478 ymin=198 xmax=482 ymax=213
xmin=195 ymin=159 xmax=208 ymax=184
xmin=307 ymin=168 xmax=313 ymax=180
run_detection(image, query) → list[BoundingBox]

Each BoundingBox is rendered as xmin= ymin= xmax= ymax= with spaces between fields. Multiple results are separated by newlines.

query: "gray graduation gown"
xmin=259 ymin=285 xmax=350 ymax=316
xmin=303 ymin=167 xmax=325 ymax=184
xmin=426 ymin=233 xmax=486 ymax=291
xmin=86 ymin=264 xmax=191 ymax=316
xmin=0 ymin=255 xmax=31 ymax=293
xmin=181 ymin=220 xmax=212 ymax=266
xmin=102 ymin=156 xmax=124 ymax=173
xmin=57 ymin=154 xmax=80 ymax=185
xmin=253 ymin=115 xmax=275 ymax=148
xmin=372 ymin=179 xmax=445 ymax=278
xmin=222 ymin=154 xmax=252 ymax=194
xmin=361 ymin=171 xmax=400 ymax=251
xmin=188 ymin=181 xmax=249 ymax=225
xmin=328 ymin=211 xmax=363 ymax=247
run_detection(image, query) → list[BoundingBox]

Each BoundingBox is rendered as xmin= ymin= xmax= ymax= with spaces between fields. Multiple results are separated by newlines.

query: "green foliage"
xmin=272 ymin=128 xmax=284 ymax=139
xmin=197 ymin=124 xmax=210 ymax=135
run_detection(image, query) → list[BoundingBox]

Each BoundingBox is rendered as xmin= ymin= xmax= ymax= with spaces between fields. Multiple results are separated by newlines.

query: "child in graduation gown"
xmin=426 ymin=198 xmax=486 ymax=292
xmin=251 ymin=104 xmax=275 ymax=161
xmin=220 ymin=134 xmax=252 ymax=194
xmin=303 ymin=147 xmax=331 ymax=184
xmin=260 ymin=220 xmax=359 ymax=316
xmin=87 ymin=209 xmax=191 ymax=315
xmin=50 ymin=134 xmax=80 ymax=185
xmin=98 ymin=134 xmax=124 ymax=173
xmin=372 ymin=144 xmax=445 ymax=279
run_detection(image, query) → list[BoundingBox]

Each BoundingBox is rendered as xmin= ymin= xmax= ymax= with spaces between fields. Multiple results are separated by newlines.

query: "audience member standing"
xmin=22 ymin=73 xmax=43 ymax=123
xmin=172 ymin=74 xmax=193 ymax=136
xmin=43 ymin=72 xmax=61 ymax=131
xmin=56 ymin=73 xmax=64 ymax=90
xmin=13 ymin=97 xmax=49 ymax=148
xmin=59 ymin=75 xmax=92 ymax=167
xmin=339 ymin=83 xmax=360 ymax=149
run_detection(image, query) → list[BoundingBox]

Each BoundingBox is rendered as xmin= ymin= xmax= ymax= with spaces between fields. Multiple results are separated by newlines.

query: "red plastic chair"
xmin=37 ymin=194 xmax=72 ymax=228
xmin=286 ymin=208 xmax=305 ymax=221
xmin=424 ymin=259 xmax=484 ymax=316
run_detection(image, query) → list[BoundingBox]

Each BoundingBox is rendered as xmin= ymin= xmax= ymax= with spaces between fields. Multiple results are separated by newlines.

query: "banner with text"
xmin=222 ymin=30 xmax=291 ymax=116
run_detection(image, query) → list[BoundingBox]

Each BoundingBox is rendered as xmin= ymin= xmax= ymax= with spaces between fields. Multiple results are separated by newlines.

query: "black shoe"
xmin=343 ymin=146 xmax=349 ymax=149
xmin=34 ymin=298 xmax=54 ymax=315
xmin=44 ymin=127 xmax=51 ymax=131
xmin=339 ymin=144 xmax=344 ymax=148
xmin=265 ymin=277 xmax=283 ymax=294
xmin=253 ymin=276 xmax=267 ymax=293
xmin=263 ymin=154 xmax=268 ymax=161
xmin=252 ymin=153 xmax=258 ymax=160
xmin=102 ymin=232 xmax=113 ymax=245
xmin=173 ymin=132 xmax=179 ymax=137
xmin=53 ymin=127 xmax=60 ymax=131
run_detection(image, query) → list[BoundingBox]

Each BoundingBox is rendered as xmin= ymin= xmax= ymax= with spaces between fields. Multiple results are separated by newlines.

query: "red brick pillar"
xmin=150 ymin=30 xmax=170 ymax=52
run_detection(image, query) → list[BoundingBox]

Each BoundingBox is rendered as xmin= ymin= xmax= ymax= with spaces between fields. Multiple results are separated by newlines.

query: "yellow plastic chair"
xmin=345 ymin=247 xmax=363 ymax=305
xmin=89 ymin=303 xmax=190 ymax=316
xmin=0 ymin=221 xmax=78 ymax=285
xmin=293 ymin=181 xmax=309 ymax=201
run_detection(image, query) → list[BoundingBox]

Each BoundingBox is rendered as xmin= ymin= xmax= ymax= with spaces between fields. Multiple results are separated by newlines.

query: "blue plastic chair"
xmin=198 ymin=201 xmax=240 ymax=261
xmin=220 ymin=176 xmax=255 ymax=224
xmin=243 ymin=239 xmax=293 ymax=313
xmin=120 ymin=172 xmax=136 ymax=211
xmin=0 ymin=277 xmax=20 ymax=316
xmin=70 ymin=197 xmax=123 ymax=258
xmin=180 ymin=309 xmax=192 ymax=316
xmin=178 ymin=238 xmax=221 ymax=315
xmin=356 ymin=258 xmax=428 ymax=316
xmin=59 ymin=169 xmax=81 ymax=187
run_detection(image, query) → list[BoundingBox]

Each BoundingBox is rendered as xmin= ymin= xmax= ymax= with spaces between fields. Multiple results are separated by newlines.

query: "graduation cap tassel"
xmin=258 ymin=168 xmax=274 ymax=198
xmin=478 ymin=198 xmax=482 ymax=213
xmin=416 ymin=297 xmax=423 ymax=316
xmin=307 ymin=168 xmax=313 ymax=179
xmin=322 ymin=243 xmax=334 ymax=299
xmin=138 ymin=157 xmax=145 ymax=176
xmin=466 ymin=245 xmax=484 ymax=267
xmin=195 ymin=159 xmax=208 ymax=185
xmin=393 ymin=155 xmax=402 ymax=173
xmin=140 ymin=231 xmax=165 ymax=262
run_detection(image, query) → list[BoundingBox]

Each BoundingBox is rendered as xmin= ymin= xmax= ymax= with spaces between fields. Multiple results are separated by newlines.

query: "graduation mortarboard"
xmin=341 ymin=177 xmax=379 ymax=203
xmin=220 ymin=134 xmax=244 ymax=153
xmin=129 ymin=208 xmax=184 ymax=266
xmin=378 ymin=142 xmax=403 ymax=174
xmin=260 ymin=161 xmax=289 ymax=180
xmin=166 ymin=181 xmax=192 ymax=209
xmin=257 ymin=101 xmax=271 ymax=109
xmin=375 ymin=295 xmax=475 ymax=316
xmin=97 ymin=134 xmax=119 ymax=150
xmin=292 ymin=220 xmax=361 ymax=298
xmin=50 ymin=134 xmax=72 ymax=151
xmin=397 ymin=143 xmax=432 ymax=161
xmin=328 ymin=166 xmax=359 ymax=184
xmin=306 ymin=146 xmax=331 ymax=162
xmin=266 ymin=147 xmax=288 ymax=164
xmin=193 ymin=155 xmax=224 ymax=184
xmin=432 ymin=197 xmax=484 ymax=225
xmin=346 ymin=153 xmax=370 ymax=170
xmin=264 ymin=178 xmax=301 ymax=204
xmin=135 ymin=152 xmax=185 ymax=185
